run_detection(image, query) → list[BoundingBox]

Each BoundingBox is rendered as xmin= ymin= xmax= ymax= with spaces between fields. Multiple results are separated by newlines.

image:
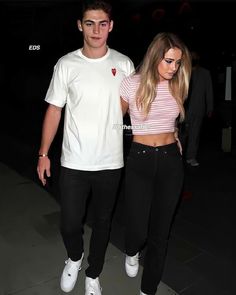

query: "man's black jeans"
xmin=59 ymin=167 xmax=121 ymax=278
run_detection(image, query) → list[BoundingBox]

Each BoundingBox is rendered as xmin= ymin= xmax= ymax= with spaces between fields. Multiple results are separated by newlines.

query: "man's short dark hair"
xmin=80 ymin=0 xmax=113 ymax=20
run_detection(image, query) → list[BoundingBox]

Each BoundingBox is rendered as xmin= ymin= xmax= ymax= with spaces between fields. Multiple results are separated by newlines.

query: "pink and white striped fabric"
xmin=120 ymin=74 xmax=180 ymax=135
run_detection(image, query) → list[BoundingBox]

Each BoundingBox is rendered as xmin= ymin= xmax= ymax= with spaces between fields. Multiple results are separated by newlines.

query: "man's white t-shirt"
xmin=45 ymin=48 xmax=134 ymax=171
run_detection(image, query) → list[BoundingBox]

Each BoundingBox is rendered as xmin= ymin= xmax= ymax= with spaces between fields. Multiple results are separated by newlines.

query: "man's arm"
xmin=37 ymin=104 xmax=62 ymax=186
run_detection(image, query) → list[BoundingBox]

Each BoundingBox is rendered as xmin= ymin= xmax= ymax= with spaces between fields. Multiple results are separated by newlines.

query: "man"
xmin=184 ymin=51 xmax=214 ymax=166
xmin=37 ymin=1 xmax=134 ymax=294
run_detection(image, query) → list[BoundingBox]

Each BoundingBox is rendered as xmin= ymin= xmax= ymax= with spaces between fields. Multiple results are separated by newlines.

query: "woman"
xmin=120 ymin=32 xmax=191 ymax=295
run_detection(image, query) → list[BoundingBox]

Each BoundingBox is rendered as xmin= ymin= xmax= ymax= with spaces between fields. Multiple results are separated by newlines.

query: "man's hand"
xmin=37 ymin=156 xmax=51 ymax=186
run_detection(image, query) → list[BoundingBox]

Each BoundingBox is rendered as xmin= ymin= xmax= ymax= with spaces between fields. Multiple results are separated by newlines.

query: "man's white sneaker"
xmin=125 ymin=253 xmax=139 ymax=277
xmin=140 ymin=291 xmax=148 ymax=295
xmin=60 ymin=253 xmax=84 ymax=292
xmin=85 ymin=277 xmax=102 ymax=295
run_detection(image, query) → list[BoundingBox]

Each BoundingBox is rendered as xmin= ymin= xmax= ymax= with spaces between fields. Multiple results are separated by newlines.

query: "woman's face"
xmin=157 ymin=47 xmax=182 ymax=81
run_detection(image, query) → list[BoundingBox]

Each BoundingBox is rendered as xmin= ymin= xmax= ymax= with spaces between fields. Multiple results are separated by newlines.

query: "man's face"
xmin=78 ymin=9 xmax=113 ymax=50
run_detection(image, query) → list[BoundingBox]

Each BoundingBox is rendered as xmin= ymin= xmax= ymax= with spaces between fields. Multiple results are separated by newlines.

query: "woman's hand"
xmin=174 ymin=128 xmax=182 ymax=155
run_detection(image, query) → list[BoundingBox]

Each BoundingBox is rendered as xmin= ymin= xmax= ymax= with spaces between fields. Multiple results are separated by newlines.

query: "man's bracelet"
xmin=38 ymin=154 xmax=48 ymax=158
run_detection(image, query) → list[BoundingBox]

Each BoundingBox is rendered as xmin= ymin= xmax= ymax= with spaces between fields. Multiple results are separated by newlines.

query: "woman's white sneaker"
xmin=125 ymin=252 xmax=139 ymax=277
xmin=85 ymin=277 xmax=102 ymax=295
xmin=60 ymin=253 xmax=84 ymax=292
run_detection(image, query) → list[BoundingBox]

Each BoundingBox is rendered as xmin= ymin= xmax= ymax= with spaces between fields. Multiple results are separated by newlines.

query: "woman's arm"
xmin=120 ymin=97 xmax=129 ymax=116
xmin=174 ymin=127 xmax=183 ymax=155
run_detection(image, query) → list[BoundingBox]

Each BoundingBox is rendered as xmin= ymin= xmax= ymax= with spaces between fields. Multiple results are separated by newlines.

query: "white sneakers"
xmin=85 ymin=277 xmax=102 ymax=295
xmin=60 ymin=253 xmax=84 ymax=292
xmin=140 ymin=292 xmax=147 ymax=295
xmin=125 ymin=252 xmax=139 ymax=277
xmin=60 ymin=253 xmax=102 ymax=294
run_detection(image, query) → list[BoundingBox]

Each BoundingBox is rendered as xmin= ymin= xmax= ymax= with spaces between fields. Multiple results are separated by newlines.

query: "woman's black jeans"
xmin=59 ymin=167 xmax=121 ymax=279
xmin=125 ymin=142 xmax=184 ymax=295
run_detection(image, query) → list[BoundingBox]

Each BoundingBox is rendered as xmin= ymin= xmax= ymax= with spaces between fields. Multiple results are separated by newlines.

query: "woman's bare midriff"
xmin=133 ymin=132 xmax=176 ymax=147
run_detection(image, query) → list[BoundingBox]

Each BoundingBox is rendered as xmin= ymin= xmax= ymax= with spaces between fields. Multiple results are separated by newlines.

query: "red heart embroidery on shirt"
xmin=112 ymin=68 xmax=116 ymax=76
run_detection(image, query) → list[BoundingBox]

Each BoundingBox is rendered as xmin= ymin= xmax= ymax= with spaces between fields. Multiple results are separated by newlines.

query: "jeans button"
xmin=155 ymin=148 xmax=158 ymax=151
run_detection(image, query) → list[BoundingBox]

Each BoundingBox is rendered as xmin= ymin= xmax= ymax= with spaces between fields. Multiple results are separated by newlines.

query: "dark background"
xmin=0 ymin=3 xmax=233 ymax=294
xmin=0 ymin=0 xmax=234 ymax=190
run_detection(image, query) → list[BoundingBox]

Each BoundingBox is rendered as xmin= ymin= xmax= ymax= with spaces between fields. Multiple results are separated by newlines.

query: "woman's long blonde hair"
xmin=136 ymin=32 xmax=192 ymax=121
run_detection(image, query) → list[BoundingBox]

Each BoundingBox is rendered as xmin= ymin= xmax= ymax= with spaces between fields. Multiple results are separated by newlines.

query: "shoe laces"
xmin=86 ymin=278 xmax=101 ymax=294
xmin=127 ymin=253 xmax=139 ymax=265
xmin=65 ymin=259 xmax=82 ymax=274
